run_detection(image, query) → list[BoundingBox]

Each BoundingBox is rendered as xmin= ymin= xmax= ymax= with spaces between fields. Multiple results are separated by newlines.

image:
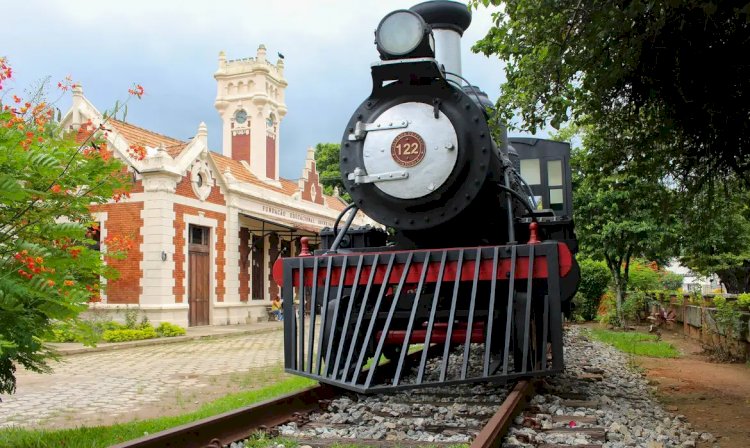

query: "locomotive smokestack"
xmin=410 ymin=1 xmax=472 ymax=85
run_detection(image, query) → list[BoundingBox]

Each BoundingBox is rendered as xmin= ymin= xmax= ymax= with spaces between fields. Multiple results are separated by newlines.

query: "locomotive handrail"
xmin=328 ymin=203 xmax=359 ymax=254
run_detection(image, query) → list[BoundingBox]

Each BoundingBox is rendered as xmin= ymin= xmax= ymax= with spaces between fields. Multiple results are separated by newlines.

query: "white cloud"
xmin=1 ymin=0 xmax=521 ymax=179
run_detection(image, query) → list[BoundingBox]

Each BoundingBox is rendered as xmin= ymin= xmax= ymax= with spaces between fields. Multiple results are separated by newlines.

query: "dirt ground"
xmin=634 ymin=327 xmax=750 ymax=447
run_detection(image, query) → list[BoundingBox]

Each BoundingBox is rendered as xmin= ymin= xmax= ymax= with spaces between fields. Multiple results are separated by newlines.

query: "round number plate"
xmin=391 ymin=131 xmax=426 ymax=168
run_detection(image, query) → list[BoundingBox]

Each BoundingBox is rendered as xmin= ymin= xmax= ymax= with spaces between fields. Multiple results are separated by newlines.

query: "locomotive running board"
xmin=274 ymin=241 xmax=570 ymax=393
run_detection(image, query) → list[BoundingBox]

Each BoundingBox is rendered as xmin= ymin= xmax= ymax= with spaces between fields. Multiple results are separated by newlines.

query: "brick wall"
xmin=232 ymin=132 xmax=250 ymax=163
xmin=172 ymin=204 xmax=227 ymax=303
xmin=130 ymin=175 xmax=144 ymax=193
xmin=266 ymin=135 xmax=275 ymax=179
xmin=301 ymin=160 xmax=325 ymax=205
xmin=174 ymin=174 xmax=225 ymax=205
xmin=91 ymin=202 xmax=144 ymax=304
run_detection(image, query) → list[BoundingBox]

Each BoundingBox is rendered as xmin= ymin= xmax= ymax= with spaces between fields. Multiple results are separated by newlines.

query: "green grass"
xmin=588 ymin=328 xmax=680 ymax=358
xmin=0 ymin=376 xmax=316 ymax=448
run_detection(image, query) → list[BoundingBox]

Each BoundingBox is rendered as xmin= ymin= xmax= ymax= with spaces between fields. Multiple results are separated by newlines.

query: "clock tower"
xmin=214 ymin=45 xmax=288 ymax=181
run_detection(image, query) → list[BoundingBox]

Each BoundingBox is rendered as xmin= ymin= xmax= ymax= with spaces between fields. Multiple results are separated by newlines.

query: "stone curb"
xmin=49 ymin=326 xmax=283 ymax=357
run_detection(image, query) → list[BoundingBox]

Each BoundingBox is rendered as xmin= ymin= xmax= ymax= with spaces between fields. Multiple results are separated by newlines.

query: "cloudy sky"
xmin=2 ymin=0 xmax=541 ymax=179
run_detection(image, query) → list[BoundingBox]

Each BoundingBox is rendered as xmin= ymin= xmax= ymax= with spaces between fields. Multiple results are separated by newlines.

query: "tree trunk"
xmin=605 ymin=254 xmax=626 ymax=327
xmin=613 ymin=271 xmax=625 ymax=326
xmin=717 ymin=264 xmax=750 ymax=293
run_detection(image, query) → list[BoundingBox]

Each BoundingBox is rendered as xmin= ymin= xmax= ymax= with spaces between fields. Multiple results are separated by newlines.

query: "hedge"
xmin=102 ymin=327 xmax=157 ymax=343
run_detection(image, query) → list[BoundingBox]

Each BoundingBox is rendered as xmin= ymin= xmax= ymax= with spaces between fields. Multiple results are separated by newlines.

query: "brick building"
xmin=61 ymin=45 xmax=368 ymax=326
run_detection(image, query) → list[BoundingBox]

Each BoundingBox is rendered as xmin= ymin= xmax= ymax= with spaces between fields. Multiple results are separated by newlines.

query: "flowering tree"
xmin=0 ymin=58 xmax=141 ymax=393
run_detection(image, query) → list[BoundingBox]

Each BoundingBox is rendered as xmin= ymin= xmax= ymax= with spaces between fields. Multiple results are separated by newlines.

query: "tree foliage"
xmin=472 ymin=0 xmax=750 ymax=183
xmin=314 ymin=142 xmax=350 ymax=203
xmin=0 ymin=61 xmax=136 ymax=393
xmin=571 ymin=124 xmax=678 ymax=324
xmin=574 ymin=258 xmax=611 ymax=321
xmin=679 ymin=178 xmax=750 ymax=292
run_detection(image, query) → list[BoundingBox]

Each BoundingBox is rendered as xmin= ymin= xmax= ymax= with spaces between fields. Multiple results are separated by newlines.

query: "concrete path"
xmin=0 ymin=323 xmax=285 ymax=429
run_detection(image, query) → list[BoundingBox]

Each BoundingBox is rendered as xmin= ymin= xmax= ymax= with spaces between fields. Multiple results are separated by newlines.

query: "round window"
xmin=196 ymin=173 xmax=204 ymax=188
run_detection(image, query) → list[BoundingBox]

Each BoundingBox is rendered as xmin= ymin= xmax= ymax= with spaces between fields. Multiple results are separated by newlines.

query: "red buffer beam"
xmin=272 ymin=243 xmax=573 ymax=288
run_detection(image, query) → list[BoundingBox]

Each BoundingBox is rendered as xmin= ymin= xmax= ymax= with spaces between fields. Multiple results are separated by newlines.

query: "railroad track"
xmin=112 ymin=328 xmax=709 ymax=448
xmin=111 ymin=380 xmax=533 ymax=448
xmin=110 ymin=339 xmax=606 ymax=448
xmin=111 ymin=345 xmax=536 ymax=448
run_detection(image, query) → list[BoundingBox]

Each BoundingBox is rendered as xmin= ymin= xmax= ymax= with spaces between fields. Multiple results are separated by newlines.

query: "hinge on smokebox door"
xmin=348 ymin=120 xmax=409 ymax=141
xmin=347 ymin=167 xmax=409 ymax=184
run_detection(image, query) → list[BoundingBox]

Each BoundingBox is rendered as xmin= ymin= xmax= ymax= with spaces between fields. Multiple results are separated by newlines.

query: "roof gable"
xmin=108 ymin=120 xmax=187 ymax=158
xmin=209 ymin=152 xmax=347 ymax=211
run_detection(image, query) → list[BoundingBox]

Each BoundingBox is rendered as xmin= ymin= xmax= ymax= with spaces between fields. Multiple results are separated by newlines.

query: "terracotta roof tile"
xmin=278 ymin=178 xmax=300 ymax=196
xmin=208 ymin=152 xmax=346 ymax=211
xmin=325 ymin=196 xmax=348 ymax=212
xmin=102 ymin=119 xmax=348 ymax=217
xmin=108 ymin=119 xmax=187 ymax=157
xmin=209 ymin=152 xmax=255 ymax=183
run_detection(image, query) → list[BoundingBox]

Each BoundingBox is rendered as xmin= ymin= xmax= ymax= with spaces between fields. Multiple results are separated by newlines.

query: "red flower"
xmin=127 ymin=84 xmax=145 ymax=99
xmin=128 ymin=144 xmax=147 ymax=161
xmin=51 ymin=184 xmax=62 ymax=194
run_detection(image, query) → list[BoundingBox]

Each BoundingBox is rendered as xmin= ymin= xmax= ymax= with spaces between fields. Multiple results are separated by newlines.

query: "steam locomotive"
xmin=273 ymin=0 xmax=579 ymax=393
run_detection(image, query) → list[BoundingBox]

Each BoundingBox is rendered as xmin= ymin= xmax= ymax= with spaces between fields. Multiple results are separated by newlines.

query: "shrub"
xmin=737 ymin=293 xmax=750 ymax=310
xmin=628 ymin=260 xmax=661 ymax=292
xmin=45 ymin=319 xmax=128 ymax=343
xmin=155 ymin=322 xmax=186 ymax=338
xmin=0 ymin=61 xmax=141 ymax=393
xmin=622 ymin=291 xmax=648 ymax=323
xmin=596 ymin=291 xmax=617 ymax=326
xmin=573 ymin=258 xmax=611 ymax=321
xmin=48 ymin=322 xmax=78 ymax=343
xmin=659 ymin=271 xmax=684 ymax=291
xmin=102 ymin=326 xmax=157 ymax=343
xmin=97 ymin=321 xmax=125 ymax=332
xmin=123 ymin=307 xmax=139 ymax=329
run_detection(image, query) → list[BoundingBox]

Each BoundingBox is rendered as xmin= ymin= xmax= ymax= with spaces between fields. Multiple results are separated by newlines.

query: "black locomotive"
xmin=273 ymin=0 xmax=580 ymax=393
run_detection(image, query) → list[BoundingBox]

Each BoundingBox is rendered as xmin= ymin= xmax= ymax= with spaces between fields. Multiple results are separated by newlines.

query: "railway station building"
xmin=61 ymin=45 xmax=368 ymax=326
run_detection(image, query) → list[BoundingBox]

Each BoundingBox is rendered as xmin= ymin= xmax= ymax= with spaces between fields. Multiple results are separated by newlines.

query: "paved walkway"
xmin=0 ymin=323 xmax=285 ymax=429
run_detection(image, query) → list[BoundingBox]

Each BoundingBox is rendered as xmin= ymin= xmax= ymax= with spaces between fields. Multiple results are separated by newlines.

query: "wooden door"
xmin=251 ymin=234 xmax=264 ymax=300
xmin=188 ymin=225 xmax=210 ymax=326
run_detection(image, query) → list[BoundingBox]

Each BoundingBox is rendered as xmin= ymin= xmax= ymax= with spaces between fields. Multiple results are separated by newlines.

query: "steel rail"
xmin=110 ymin=384 xmax=338 ymax=448
xmin=113 ymin=348 xmax=434 ymax=448
xmin=470 ymin=380 xmax=535 ymax=448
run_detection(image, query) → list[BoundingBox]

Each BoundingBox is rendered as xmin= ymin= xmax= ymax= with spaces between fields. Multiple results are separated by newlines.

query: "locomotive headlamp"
xmin=375 ymin=10 xmax=434 ymax=60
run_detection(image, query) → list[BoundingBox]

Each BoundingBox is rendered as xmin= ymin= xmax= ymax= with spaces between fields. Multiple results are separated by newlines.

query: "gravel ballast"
xmin=228 ymin=326 xmax=715 ymax=447
xmin=504 ymin=326 xmax=715 ymax=448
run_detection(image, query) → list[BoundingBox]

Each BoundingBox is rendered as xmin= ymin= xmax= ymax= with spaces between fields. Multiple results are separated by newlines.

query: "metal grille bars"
xmin=279 ymin=241 xmax=571 ymax=393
